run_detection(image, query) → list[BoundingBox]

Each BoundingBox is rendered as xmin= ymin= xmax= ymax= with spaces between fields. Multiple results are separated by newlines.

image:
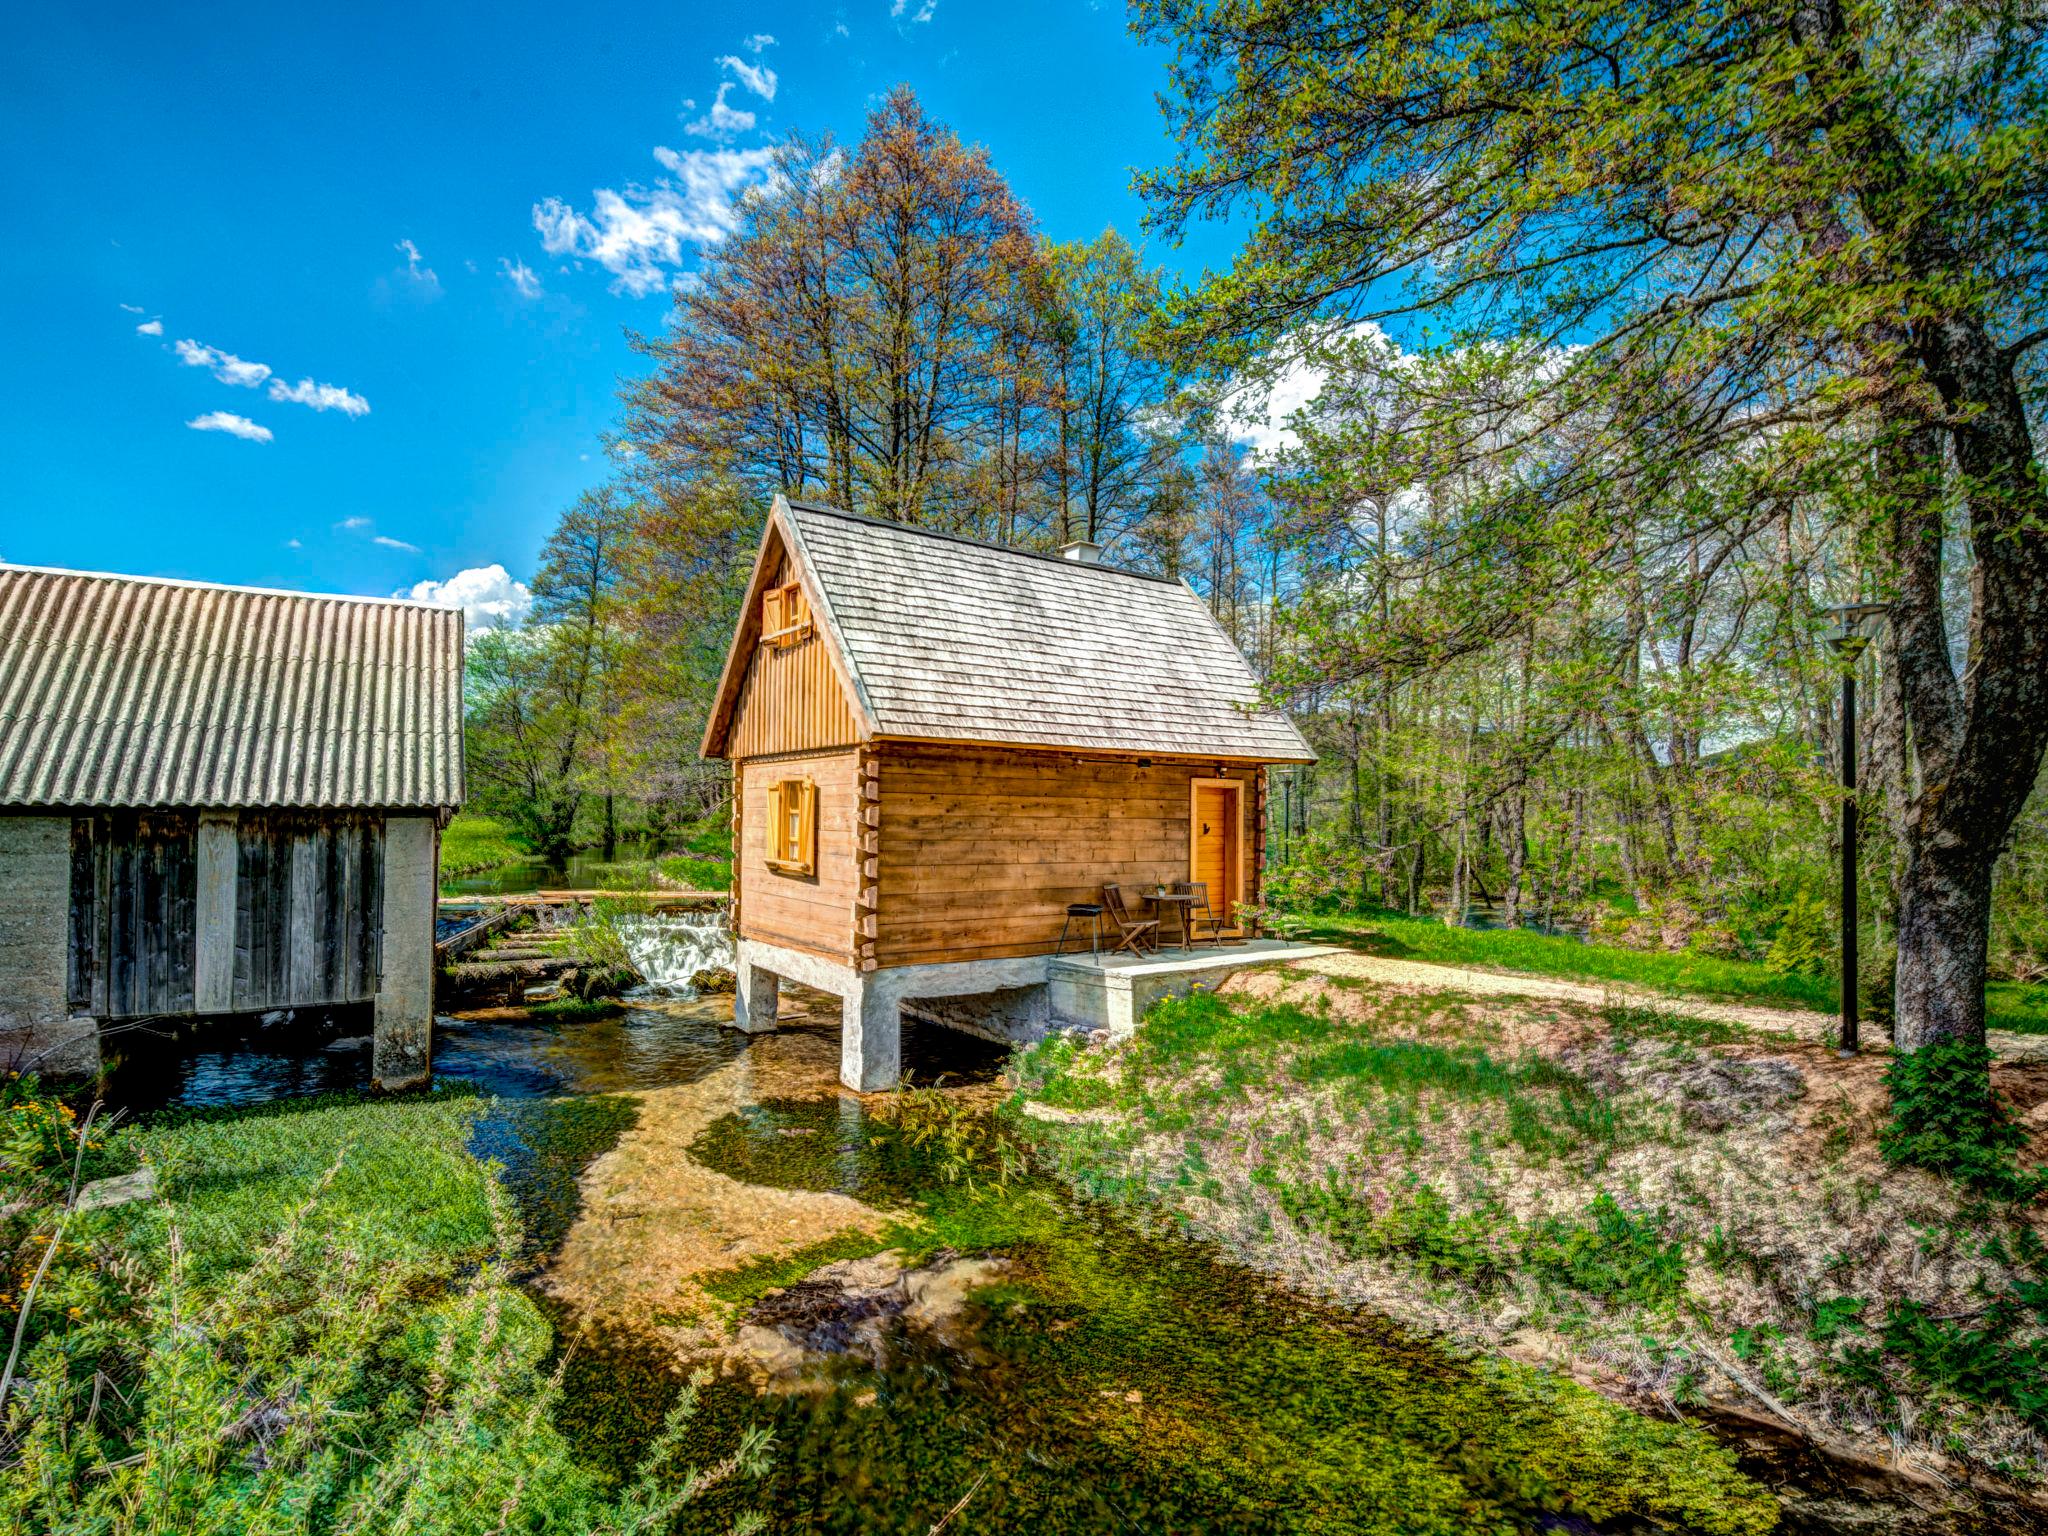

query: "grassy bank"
xmin=1286 ymin=907 xmax=2048 ymax=1034
xmin=1014 ymin=977 xmax=2048 ymax=1502
xmin=0 ymin=1084 xmax=766 ymax=1533
xmin=438 ymin=812 xmax=538 ymax=880
xmin=655 ymin=813 xmax=733 ymax=893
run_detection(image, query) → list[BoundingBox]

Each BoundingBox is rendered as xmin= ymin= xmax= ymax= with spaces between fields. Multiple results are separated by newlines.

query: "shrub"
xmin=1274 ymin=1174 xmax=1509 ymax=1285
xmin=1878 ymin=1039 xmax=2041 ymax=1197
xmin=1764 ymin=892 xmax=1835 ymax=978
xmin=1525 ymin=1194 xmax=1686 ymax=1307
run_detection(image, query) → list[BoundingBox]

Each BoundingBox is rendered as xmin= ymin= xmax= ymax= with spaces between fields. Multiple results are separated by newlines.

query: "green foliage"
xmin=1879 ymin=1040 xmax=2041 ymax=1197
xmin=1525 ymin=1195 xmax=1686 ymax=1309
xmin=0 ymin=1091 xmax=770 ymax=1533
xmin=1880 ymin=1298 xmax=2048 ymax=1433
xmin=1764 ymin=893 xmax=1835 ymax=980
xmin=1273 ymin=1174 xmax=1508 ymax=1285
xmin=437 ymin=812 xmax=535 ymax=881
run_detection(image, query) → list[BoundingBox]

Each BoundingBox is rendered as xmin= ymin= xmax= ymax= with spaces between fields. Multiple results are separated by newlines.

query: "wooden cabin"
xmin=0 ymin=564 xmax=463 ymax=1088
xmin=701 ymin=498 xmax=1315 ymax=1091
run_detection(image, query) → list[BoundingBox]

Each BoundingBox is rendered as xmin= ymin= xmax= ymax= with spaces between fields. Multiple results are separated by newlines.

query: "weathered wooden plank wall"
xmin=65 ymin=809 xmax=384 ymax=1020
xmin=232 ymin=811 xmax=383 ymax=1011
xmin=65 ymin=811 xmax=200 ymax=1018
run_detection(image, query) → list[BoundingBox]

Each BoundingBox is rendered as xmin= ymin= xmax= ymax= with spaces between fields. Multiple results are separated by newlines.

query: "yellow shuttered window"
xmin=761 ymin=581 xmax=812 ymax=648
xmin=765 ymin=776 xmax=817 ymax=876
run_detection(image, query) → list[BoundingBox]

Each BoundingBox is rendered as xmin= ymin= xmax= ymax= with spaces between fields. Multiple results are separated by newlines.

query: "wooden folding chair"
xmin=1175 ymin=880 xmax=1242 ymax=946
xmin=1100 ymin=884 xmax=1160 ymax=956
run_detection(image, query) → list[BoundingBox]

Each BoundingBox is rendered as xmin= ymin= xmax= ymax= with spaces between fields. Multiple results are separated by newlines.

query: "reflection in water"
xmin=439 ymin=846 xmax=661 ymax=896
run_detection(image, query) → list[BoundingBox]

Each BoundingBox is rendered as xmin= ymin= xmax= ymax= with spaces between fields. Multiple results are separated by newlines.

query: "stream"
xmin=90 ymin=915 xmax=1910 ymax=1534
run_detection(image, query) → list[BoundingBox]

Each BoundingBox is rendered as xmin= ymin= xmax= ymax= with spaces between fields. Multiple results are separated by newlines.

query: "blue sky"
xmin=0 ymin=1 xmax=1237 ymax=624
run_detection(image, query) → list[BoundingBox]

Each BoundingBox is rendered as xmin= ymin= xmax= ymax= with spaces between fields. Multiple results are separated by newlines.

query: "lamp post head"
xmin=1823 ymin=601 xmax=1891 ymax=657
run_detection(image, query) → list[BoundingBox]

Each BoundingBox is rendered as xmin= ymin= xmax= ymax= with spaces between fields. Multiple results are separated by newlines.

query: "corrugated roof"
xmin=758 ymin=500 xmax=1313 ymax=762
xmin=0 ymin=564 xmax=464 ymax=809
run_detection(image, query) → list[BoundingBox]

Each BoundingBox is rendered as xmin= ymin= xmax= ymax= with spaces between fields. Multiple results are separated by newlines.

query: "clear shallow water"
xmin=88 ymin=948 xmax=1832 ymax=1535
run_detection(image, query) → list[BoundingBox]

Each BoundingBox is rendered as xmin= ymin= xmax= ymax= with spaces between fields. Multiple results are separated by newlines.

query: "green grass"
xmin=437 ymin=811 xmax=537 ymax=879
xmin=1289 ymin=907 xmax=2048 ymax=1032
xmin=656 ymin=811 xmax=734 ymax=892
xmin=2 ymin=1086 xmax=769 ymax=1532
xmin=130 ymin=1086 xmax=503 ymax=1283
xmin=1988 ymin=980 xmax=2048 ymax=1035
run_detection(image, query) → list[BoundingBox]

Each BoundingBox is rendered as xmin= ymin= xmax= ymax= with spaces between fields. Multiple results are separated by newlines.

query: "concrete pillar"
xmin=373 ymin=814 xmax=436 ymax=1090
xmin=734 ymin=953 xmax=780 ymax=1034
xmin=840 ymin=975 xmax=902 ymax=1093
xmin=0 ymin=816 xmax=99 ymax=1081
xmin=193 ymin=811 xmax=238 ymax=1014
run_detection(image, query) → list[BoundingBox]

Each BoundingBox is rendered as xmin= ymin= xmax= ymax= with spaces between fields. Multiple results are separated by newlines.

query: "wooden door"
xmin=1190 ymin=780 xmax=1243 ymax=930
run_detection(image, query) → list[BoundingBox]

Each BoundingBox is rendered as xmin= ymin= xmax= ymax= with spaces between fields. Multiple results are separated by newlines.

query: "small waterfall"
xmin=615 ymin=910 xmax=735 ymax=998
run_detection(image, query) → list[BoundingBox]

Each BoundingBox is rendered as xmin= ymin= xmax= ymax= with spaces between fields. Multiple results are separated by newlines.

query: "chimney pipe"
xmin=1057 ymin=539 xmax=1102 ymax=564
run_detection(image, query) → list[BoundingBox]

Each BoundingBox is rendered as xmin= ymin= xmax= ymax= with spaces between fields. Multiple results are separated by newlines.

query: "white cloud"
xmin=499 ymin=256 xmax=543 ymax=298
xmin=1222 ymin=322 xmax=1405 ymax=461
xmin=338 ymin=515 xmax=372 ymax=530
xmin=270 ymin=377 xmax=371 ymax=416
xmin=394 ymin=238 xmax=442 ymax=297
xmin=890 ymin=0 xmax=936 ymax=20
xmin=534 ymin=144 xmax=777 ymax=297
xmin=119 ymin=302 xmax=145 ymax=314
xmin=372 ymin=534 xmax=421 ymax=553
xmin=187 ymin=410 xmax=272 ymax=442
xmin=718 ymin=54 xmax=778 ymax=100
xmin=286 ymin=538 xmax=302 ymax=549
xmin=136 ymin=319 xmax=163 ymax=336
xmin=685 ymin=82 xmax=756 ymax=139
xmin=174 ymin=338 xmax=272 ymax=388
xmin=402 ymin=564 xmax=534 ymax=632
xmin=744 ymin=32 xmax=776 ymax=51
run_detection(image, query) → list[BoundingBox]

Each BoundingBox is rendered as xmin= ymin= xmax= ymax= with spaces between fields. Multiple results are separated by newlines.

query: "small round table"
xmin=1141 ymin=890 xmax=1199 ymax=952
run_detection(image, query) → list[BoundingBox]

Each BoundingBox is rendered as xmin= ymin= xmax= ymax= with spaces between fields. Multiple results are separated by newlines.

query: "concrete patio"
xmin=1046 ymin=939 xmax=1338 ymax=1038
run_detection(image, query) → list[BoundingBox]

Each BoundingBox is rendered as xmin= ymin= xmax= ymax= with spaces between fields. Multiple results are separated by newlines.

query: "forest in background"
xmin=461 ymin=72 xmax=2048 ymax=1035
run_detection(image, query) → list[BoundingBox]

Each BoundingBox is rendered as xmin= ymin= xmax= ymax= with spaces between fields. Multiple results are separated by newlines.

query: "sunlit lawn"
xmin=438 ymin=811 xmax=537 ymax=880
xmin=1287 ymin=908 xmax=2048 ymax=1035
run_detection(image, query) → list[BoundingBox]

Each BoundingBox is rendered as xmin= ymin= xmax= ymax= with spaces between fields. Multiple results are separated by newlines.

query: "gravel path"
xmin=1292 ymin=949 xmax=2048 ymax=1063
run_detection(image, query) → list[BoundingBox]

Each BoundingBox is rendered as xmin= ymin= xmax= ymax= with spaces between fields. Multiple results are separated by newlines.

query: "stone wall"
xmin=0 ymin=816 xmax=99 ymax=1079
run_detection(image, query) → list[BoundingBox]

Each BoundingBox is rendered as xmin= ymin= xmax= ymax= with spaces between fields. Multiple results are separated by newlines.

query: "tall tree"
xmin=1136 ymin=0 xmax=2048 ymax=1061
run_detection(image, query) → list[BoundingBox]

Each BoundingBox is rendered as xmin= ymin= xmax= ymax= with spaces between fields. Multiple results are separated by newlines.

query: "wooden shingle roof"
xmin=0 ymin=563 xmax=465 ymax=810
xmin=704 ymin=498 xmax=1313 ymax=762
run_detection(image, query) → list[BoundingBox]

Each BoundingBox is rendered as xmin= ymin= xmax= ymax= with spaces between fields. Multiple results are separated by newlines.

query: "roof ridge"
xmin=783 ymin=500 xmax=1183 ymax=585
xmin=0 ymin=562 xmax=455 ymax=613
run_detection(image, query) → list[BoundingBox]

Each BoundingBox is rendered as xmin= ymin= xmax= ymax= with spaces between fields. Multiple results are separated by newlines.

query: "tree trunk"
xmin=1502 ymin=792 xmax=1527 ymax=928
xmin=1893 ymin=837 xmax=1994 ymax=1050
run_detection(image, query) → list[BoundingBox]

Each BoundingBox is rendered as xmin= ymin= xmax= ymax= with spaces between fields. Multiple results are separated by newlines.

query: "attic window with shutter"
xmin=764 ymin=777 xmax=818 ymax=876
xmin=761 ymin=580 xmax=812 ymax=648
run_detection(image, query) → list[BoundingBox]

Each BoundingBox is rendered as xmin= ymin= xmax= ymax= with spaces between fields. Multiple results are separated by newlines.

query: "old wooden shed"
xmin=702 ymin=498 xmax=1318 ymax=1091
xmin=0 ymin=564 xmax=463 ymax=1088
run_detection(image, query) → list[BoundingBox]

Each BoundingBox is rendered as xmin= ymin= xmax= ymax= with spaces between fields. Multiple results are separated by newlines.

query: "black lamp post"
xmin=1822 ymin=601 xmax=1890 ymax=1057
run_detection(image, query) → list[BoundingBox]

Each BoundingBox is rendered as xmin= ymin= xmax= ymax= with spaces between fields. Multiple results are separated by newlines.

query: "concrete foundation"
xmin=0 ymin=815 xmax=100 ymax=1081
xmin=372 ymin=815 xmax=437 ymax=1090
xmin=733 ymin=937 xmax=1335 ymax=1091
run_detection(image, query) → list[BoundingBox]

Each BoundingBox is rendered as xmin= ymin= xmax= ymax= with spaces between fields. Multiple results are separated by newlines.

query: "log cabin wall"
xmin=872 ymin=743 xmax=1263 ymax=968
xmin=736 ymin=749 xmax=862 ymax=963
